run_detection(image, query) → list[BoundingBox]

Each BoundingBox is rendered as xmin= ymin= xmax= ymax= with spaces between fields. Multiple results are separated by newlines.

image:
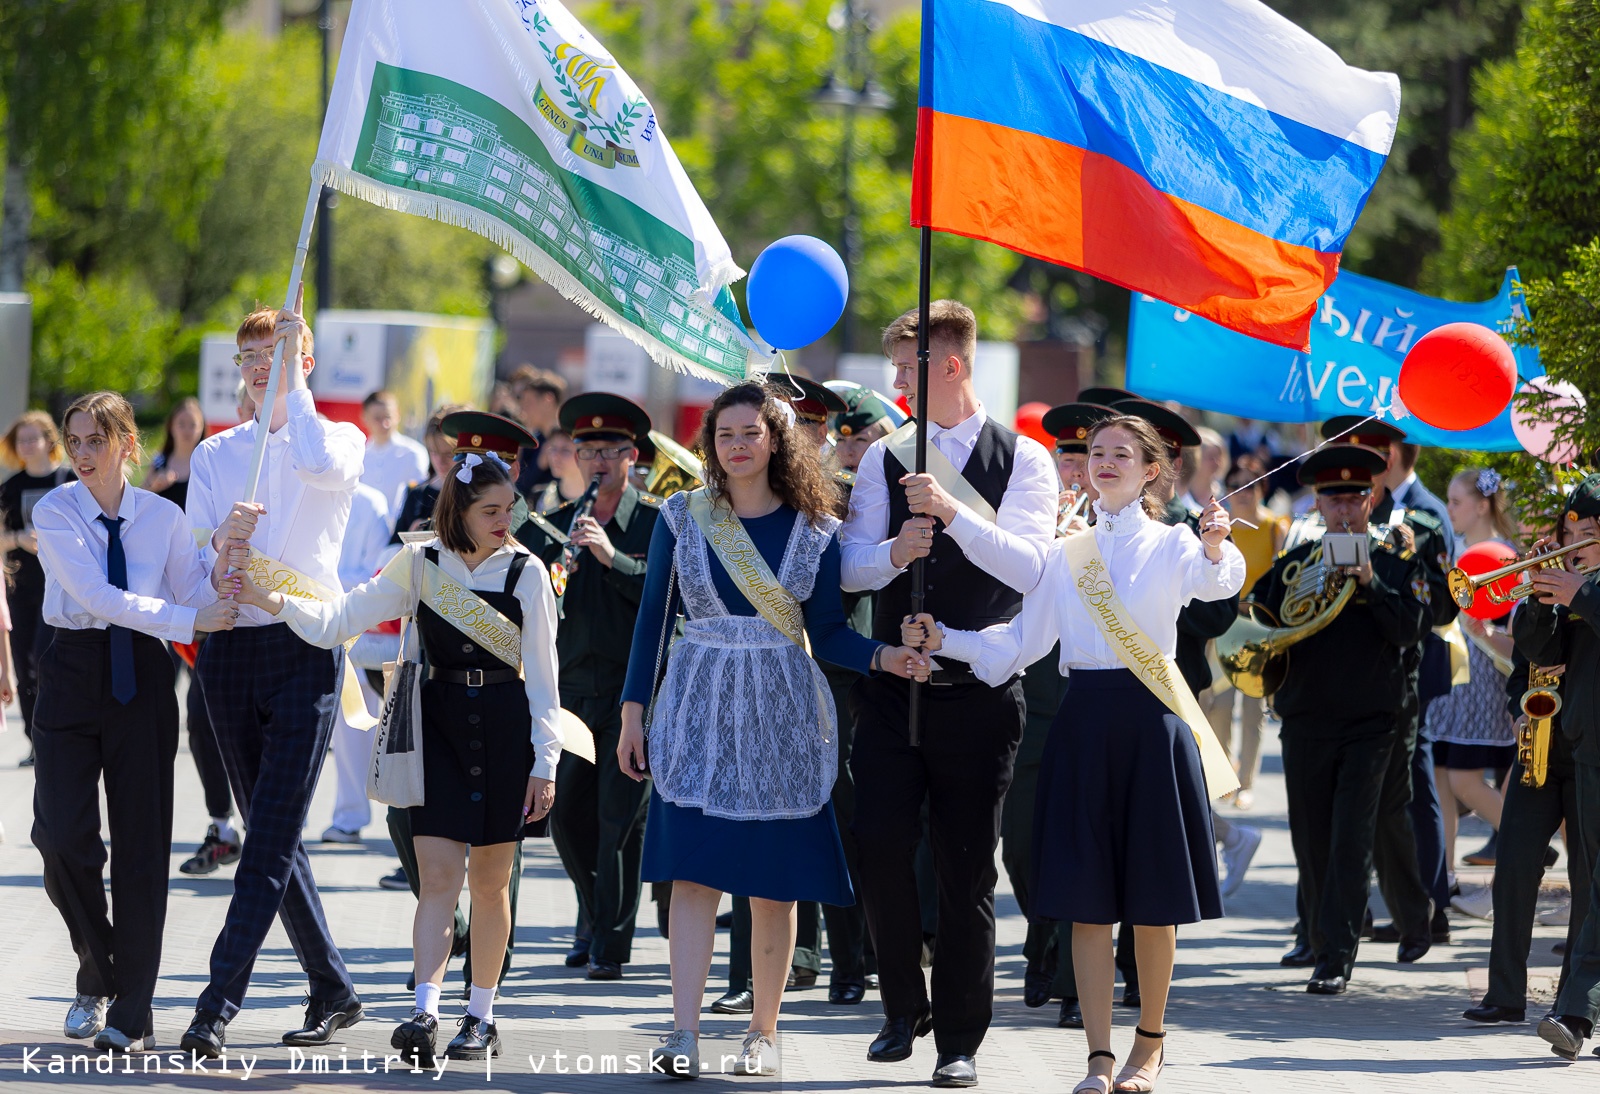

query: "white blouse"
xmin=276 ymin=538 xmax=563 ymax=780
xmin=937 ymin=498 xmax=1246 ymax=686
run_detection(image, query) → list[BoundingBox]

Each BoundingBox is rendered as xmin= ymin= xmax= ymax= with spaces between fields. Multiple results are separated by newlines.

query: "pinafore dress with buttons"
xmin=412 ymin=546 xmax=537 ymax=845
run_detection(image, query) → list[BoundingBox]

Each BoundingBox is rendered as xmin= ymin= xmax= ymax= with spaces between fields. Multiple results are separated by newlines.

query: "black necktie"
xmin=96 ymin=514 xmax=137 ymax=704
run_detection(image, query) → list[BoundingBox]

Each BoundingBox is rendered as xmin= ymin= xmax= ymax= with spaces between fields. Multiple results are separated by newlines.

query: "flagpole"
xmin=908 ymin=225 xmax=932 ymax=747
xmin=242 ymin=181 xmax=323 ymax=506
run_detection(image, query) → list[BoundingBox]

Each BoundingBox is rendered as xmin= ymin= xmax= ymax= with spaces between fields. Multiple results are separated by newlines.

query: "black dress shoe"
xmin=180 ymin=1011 xmax=227 ymax=1059
xmin=1397 ymin=940 xmax=1430 ymax=964
xmin=1120 ymin=984 xmax=1141 ymax=1008
xmin=1280 ymin=941 xmax=1316 ymax=967
xmin=1023 ymin=967 xmax=1054 ymax=1008
xmin=1359 ymin=907 xmax=1375 ymax=940
xmin=1538 ymin=1013 xmax=1587 ymax=1061
xmin=710 ymin=989 xmax=754 ymax=1014
xmin=283 ymin=996 xmax=363 ymax=1045
xmin=1463 ymin=1002 xmax=1525 ymax=1024
xmin=715 ymin=910 xmax=734 ymax=929
xmin=1057 ymin=998 xmax=1084 ymax=1029
xmin=829 ymin=980 xmax=866 ymax=1005
xmin=865 ymin=972 xmax=880 ymax=990
xmin=931 ymin=1053 xmax=977 ymax=1088
xmin=867 ymin=1005 xmax=933 ymax=1062
xmin=1306 ymin=975 xmax=1347 ymax=995
xmin=586 ymin=958 xmax=622 ymax=981
xmin=392 ymin=1010 xmax=439 ymax=1068
xmin=787 ymin=967 xmax=818 ymax=989
xmin=564 ymin=938 xmax=591 ymax=968
xmin=1371 ymin=922 xmax=1401 ymax=944
xmin=445 ymin=1014 xmax=500 ymax=1060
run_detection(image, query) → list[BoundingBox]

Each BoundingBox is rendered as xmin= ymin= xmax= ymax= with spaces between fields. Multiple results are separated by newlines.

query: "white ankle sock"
xmin=467 ymin=985 xmax=495 ymax=1022
xmin=213 ymin=818 xmax=238 ymax=844
xmin=415 ymin=982 xmax=441 ymax=1018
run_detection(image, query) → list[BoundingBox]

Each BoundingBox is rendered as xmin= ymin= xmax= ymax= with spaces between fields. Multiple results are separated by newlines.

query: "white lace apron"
xmin=647 ymin=492 xmax=840 ymax=820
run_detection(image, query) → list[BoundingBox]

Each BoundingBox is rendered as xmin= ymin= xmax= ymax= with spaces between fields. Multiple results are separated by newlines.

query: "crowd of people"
xmin=2 ymin=295 xmax=1598 ymax=1088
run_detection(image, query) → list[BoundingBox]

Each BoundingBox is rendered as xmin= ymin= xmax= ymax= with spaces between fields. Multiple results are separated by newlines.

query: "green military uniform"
xmin=1254 ymin=446 xmax=1432 ymax=993
xmin=516 ymin=392 xmax=659 ymax=972
xmin=1511 ymin=473 xmax=1600 ymax=1058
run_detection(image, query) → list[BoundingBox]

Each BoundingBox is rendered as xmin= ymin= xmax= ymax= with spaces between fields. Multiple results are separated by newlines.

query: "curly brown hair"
xmin=696 ymin=382 xmax=836 ymax=526
xmin=1088 ymin=415 xmax=1174 ymax=519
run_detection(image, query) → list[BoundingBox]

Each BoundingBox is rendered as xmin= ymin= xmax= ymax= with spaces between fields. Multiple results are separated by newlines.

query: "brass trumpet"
xmin=1447 ymin=537 xmax=1600 ymax=610
xmin=1519 ymin=666 xmax=1562 ymax=788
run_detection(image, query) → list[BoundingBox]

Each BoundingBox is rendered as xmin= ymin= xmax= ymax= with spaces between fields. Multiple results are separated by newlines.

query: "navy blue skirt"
xmin=1031 ymin=668 xmax=1222 ymax=926
xmin=641 ymin=789 xmax=855 ymax=905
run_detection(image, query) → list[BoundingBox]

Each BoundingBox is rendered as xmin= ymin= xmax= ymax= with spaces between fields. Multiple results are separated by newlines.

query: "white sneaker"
xmin=651 ymin=1029 xmax=699 ymax=1078
xmin=1450 ymin=886 xmax=1495 ymax=920
xmin=1220 ymin=825 xmax=1262 ymax=898
xmin=94 ymin=1028 xmax=155 ymax=1053
xmin=1233 ymin=788 xmax=1255 ymax=811
xmin=735 ymin=1031 xmax=779 ymax=1076
xmin=64 ymin=994 xmax=108 ymax=1039
xmin=321 ymin=825 xmax=363 ymax=845
xmin=1537 ymin=899 xmax=1571 ymax=927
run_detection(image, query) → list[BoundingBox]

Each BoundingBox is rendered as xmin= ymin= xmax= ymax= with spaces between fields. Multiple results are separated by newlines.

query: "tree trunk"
xmin=0 ymin=151 xmax=30 ymax=293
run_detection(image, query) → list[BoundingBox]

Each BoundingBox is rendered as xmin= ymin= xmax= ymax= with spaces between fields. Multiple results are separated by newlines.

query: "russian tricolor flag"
xmin=912 ymin=0 xmax=1401 ymax=349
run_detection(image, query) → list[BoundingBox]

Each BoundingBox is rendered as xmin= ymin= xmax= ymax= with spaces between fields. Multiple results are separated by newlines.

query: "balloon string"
xmin=1216 ymin=412 xmax=1385 ymax=505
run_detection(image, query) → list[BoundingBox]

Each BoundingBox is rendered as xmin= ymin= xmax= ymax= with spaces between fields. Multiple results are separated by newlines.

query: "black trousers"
xmin=1485 ymin=738 xmax=1594 ymax=1008
xmin=849 ymin=674 xmax=1023 ymax=1056
xmin=1555 ymin=761 xmax=1600 ymax=1025
xmin=1369 ymin=709 xmax=1433 ymax=943
xmin=820 ymin=670 xmax=870 ymax=985
xmin=11 ymin=582 xmax=47 ymax=737
xmin=1281 ymin=722 xmax=1395 ymax=982
xmin=386 ymin=806 xmax=519 ymax=987
xmin=171 ymin=643 xmax=232 ymax=821
xmin=196 ymin=625 xmax=354 ymax=1020
xmin=550 ymin=693 xmax=648 ymax=965
xmin=31 ymin=629 xmax=178 ymax=1037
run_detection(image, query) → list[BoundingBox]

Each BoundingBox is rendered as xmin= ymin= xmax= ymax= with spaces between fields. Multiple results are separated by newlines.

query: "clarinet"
xmin=561 ymin=475 xmax=602 ymax=574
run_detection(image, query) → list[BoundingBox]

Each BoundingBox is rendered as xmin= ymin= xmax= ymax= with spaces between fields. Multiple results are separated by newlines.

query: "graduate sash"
xmin=1058 ymin=532 xmax=1241 ymax=798
xmin=685 ymin=490 xmax=807 ymax=649
xmin=883 ymin=422 xmax=997 ymax=524
xmin=245 ymin=548 xmax=377 ymax=730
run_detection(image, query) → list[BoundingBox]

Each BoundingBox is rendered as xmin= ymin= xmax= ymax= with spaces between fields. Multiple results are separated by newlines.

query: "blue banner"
xmin=1126 ymin=268 xmax=1541 ymax=450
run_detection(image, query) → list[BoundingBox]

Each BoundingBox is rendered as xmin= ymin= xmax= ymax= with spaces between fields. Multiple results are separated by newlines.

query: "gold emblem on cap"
xmin=1340 ymin=468 xmax=1351 ymax=480
xmin=591 ymin=416 xmax=604 ymax=428
xmin=1569 ymin=511 xmax=1580 ymax=522
xmin=1075 ymin=427 xmax=1087 ymax=439
xmin=839 ymin=424 xmax=854 ymax=436
xmin=471 ymin=434 xmax=482 ymax=447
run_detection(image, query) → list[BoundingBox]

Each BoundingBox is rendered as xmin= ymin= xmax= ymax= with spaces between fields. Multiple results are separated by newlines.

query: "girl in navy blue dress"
xmin=619 ymin=382 xmax=927 ymax=1078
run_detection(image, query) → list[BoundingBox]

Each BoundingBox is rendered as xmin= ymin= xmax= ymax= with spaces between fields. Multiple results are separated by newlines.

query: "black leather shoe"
xmin=1306 ymin=975 xmax=1347 ymax=995
xmin=1371 ymin=922 xmax=1402 ymax=944
xmin=1463 ymin=1003 xmax=1525 ymax=1024
xmin=1397 ymin=940 xmax=1431 ymax=964
xmin=586 ymin=959 xmax=622 ymax=981
xmin=1431 ymin=908 xmax=1453 ymax=944
xmin=1057 ymin=998 xmax=1084 ymax=1029
xmin=180 ymin=1011 xmax=227 ymax=1059
xmin=709 ymin=989 xmax=754 ymax=1014
xmin=931 ymin=1053 xmax=977 ymax=1088
xmin=564 ymin=938 xmax=590 ymax=968
xmin=867 ymin=1005 xmax=933 ymax=1062
xmin=829 ymin=980 xmax=866 ymax=1005
xmin=445 ymin=1014 xmax=500 ymax=1060
xmin=787 ymin=967 xmax=818 ymax=989
xmin=1538 ymin=1013 xmax=1587 ymax=1061
xmin=1120 ymin=984 xmax=1141 ymax=1008
xmin=392 ymin=1010 xmax=438 ymax=1068
xmin=1359 ymin=907 xmax=1375 ymax=940
xmin=1280 ymin=941 xmax=1316 ymax=967
xmin=282 ymin=996 xmax=363 ymax=1046
xmin=1023 ymin=967 xmax=1054 ymax=1008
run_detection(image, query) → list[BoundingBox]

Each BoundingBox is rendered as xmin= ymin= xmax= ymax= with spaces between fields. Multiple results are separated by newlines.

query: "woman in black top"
xmin=390 ymin=405 xmax=464 ymax=545
xmin=142 ymin=397 xmax=206 ymax=510
xmin=0 ymin=410 xmax=74 ymax=759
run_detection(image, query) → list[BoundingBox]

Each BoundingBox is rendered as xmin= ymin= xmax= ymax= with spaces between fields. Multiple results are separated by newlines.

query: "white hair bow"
xmin=455 ymin=452 xmax=483 ymax=483
xmin=775 ymin=399 xmax=797 ymax=428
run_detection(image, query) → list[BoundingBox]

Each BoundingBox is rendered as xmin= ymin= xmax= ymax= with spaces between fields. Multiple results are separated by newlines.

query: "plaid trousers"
xmin=195 ymin=625 xmax=355 ymax=1020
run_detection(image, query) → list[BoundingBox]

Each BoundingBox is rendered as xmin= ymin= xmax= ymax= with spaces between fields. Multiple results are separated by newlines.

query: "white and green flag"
xmin=315 ymin=0 xmax=765 ymax=383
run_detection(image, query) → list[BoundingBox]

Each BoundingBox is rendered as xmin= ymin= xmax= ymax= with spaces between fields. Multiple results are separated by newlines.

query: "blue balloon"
xmin=745 ymin=235 xmax=849 ymax=351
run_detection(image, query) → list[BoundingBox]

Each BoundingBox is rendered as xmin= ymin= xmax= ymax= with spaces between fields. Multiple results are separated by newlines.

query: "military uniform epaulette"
xmin=833 ymin=469 xmax=857 ymax=487
xmin=1404 ymin=509 xmax=1443 ymax=533
xmin=637 ymin=491 xmax=664 ymax=508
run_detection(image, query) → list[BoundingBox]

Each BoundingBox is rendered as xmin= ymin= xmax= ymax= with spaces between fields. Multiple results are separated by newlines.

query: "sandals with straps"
xmin=1072 ymin=1050 xmax=1117 ymax=1094
xmin=1113 ymin=1028 xmax=1166 ymax=1093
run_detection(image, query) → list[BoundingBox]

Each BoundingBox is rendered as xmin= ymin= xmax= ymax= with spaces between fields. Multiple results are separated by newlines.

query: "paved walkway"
xmin=0 ymin=693 xmax=1593 ymax=1092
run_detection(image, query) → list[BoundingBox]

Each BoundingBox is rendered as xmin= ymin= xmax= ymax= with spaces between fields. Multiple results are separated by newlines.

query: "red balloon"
xmin=1454 ymin=539 xmax=1519 ymax=620
xmin=1397 ymin=322 xmax=1517 ymax=431
xmin=1015 ymin=401 xmax=1054 ymax=449
xmin=895 ymin=393 xmax=911 ymax=418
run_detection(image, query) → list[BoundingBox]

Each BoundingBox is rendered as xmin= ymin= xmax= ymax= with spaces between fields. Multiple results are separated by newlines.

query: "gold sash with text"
xmin=686 ymin=490 xmax=807 ymax=649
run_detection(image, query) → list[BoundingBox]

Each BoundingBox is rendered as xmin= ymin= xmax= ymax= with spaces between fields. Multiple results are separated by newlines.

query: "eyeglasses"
xmin=576 ymin=445 xmax=632 ymax=461
xmin=233 ymin=349 xmax=277 ymax=367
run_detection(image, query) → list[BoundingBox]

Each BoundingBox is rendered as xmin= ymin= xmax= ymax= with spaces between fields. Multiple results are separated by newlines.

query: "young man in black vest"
xmin=841 ymin=300 xmax=1057 ymax=1087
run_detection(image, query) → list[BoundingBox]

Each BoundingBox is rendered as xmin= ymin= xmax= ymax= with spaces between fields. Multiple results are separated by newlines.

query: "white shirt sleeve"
xmin=941 ymin=435 xmax=1057 ymax=595
xmin=285 ymin=390 xmax=365 ymax=491
xmin=187 ymin=441 xmax=224 ymax=563
xmin=276 ymin=561 xmax=413 ymax=648
xmin=517 ymin=557 xmax=564 ymax=781
xmin=936 ymin=544 xmax=1066 ymax=685
xmin=34 ymin=497 xmax=199 ymax=643
xmin=1176 ymin=526 xmax=1247 ymax=604
xmin=839 ymin=442 xmax=901 ymax=592
xmin=163 ymin=505 xmax=219 ymax=616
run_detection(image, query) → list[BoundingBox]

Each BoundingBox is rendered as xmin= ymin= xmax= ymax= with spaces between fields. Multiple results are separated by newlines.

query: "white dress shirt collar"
xmin=1093 ymin=497 xmax=1150 ymax=538
xmin=927 ymin=403 xmax=988 ymax=455
xmin=71 ymin=479 xmax=138 ymax=526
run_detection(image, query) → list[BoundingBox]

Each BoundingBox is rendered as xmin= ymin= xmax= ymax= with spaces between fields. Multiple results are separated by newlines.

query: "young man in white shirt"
xmin=180 ymin=298 xmax=367 ymax=1057
xmin=839 ymin=300 xmax=1056 ymax=1087
xmin=360 ymin=390 xmax=429 ymax=526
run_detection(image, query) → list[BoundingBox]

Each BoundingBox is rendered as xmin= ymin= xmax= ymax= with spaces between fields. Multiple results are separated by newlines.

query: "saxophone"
xmin=1519 ymin=665 xmax=1561 ymax=788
